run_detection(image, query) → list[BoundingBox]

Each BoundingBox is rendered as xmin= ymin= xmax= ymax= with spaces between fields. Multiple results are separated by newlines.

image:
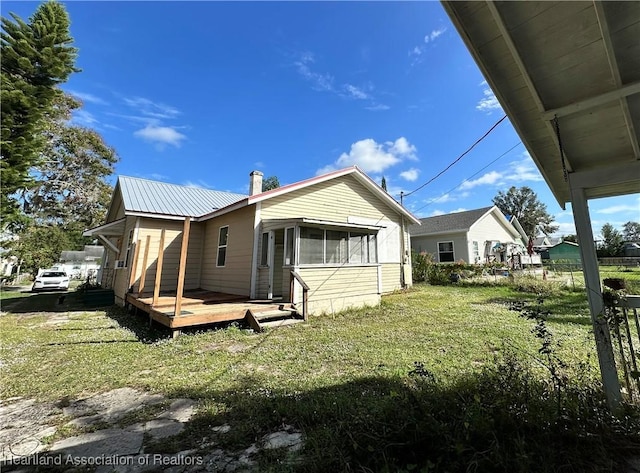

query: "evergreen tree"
xmin=381 ymin=176 xmax=387 ymax=192
xmin=1 ymin=1 xmax=79 ymax=225
xmin=492 ymin=186 xmax=558 ymax=237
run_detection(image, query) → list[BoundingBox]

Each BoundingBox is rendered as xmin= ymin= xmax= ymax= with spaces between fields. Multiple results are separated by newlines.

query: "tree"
xmin=598 ymin=223 xmax=624 ymax=257
xmin=262 ymin=176 xmax=280 ymax=192
xmin=492 ymin=186 xmax=558 ymax=237
xmin=622 ymin=221 xmax=640 ymax=242
xmin=10 ymin=224 xmax=74 ymax=276
xmin=1 ymin=0 xmax=79 ymax=226
xmin=563 ymin=234 xmax=578 ymax=243
xmin=381 ymin=176 xmax=387 ymax=192
xmin=21 ymin=93 xmax=118 ymax=230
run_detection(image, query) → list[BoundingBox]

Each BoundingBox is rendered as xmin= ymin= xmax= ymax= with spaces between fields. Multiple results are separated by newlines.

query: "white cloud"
xmin=124 ymin=97 xmax=180 ymax=119
xmin=294 ymin=52 xmax=334 ymax=92
xmin=424 ymin=27 xmax=446 ymax=43
xmin=459 ymin=171 xmax=502 ymax=190
xmin=388 ymin=137 xmax=417 ymax=158
xmin=343 ymin=84 xmax=369 ymax=100
xmin=596 ymin=204 xmax=640 ymax=215
xmin=409 ymin=26 xmax=447 ymax=66
xmin=72 ymin=109 xmax=99 ymax=127
xmin=364 ymin=103 xmax=390 ymax=111
xmin=318 ymin=137 xmax=418 ymax=175
xmin=504 ymin=159 xmax=544 ymax=182
xmin=134 ymin=125 xmax=186 ymax=148
xmin=400 ymin=168 xmax=420 ymax=181
xmin=293 ymin=51 xmax=382 ymax=111
xmin=68 ymin=90 xmax=108 ymax=105
xmin=476 ymin=81 xmax=502 ymax=113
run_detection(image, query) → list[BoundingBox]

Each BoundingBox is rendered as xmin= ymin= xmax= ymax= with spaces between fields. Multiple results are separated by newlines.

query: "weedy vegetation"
xmin=1 ymin=268 xmax=639 ymax=472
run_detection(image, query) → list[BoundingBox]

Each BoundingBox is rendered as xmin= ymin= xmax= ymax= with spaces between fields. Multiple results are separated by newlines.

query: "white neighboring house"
xmin=51 ymin=245 xmax=104 ymax=280
xmin=409 ymin=206 xmax=541 ymax=267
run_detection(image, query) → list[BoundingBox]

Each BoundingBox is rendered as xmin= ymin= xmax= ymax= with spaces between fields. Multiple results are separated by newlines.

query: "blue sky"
xmin=5 ymin=1 xmax=638 ymax=238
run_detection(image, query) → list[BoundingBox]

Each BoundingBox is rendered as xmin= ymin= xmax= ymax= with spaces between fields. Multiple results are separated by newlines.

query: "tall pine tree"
xmin=1 ymin=1 xmax=79 ymax=226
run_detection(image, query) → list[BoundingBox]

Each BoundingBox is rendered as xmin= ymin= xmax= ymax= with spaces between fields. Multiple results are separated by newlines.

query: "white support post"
xmin=569 ymin=184 xmax=621 ymax=409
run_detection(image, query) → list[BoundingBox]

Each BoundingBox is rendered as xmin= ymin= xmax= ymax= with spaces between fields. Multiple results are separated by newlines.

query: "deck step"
xmin=260 ymin=318 xmax=305 ymax=329
xmin=253 ymin=309 xmax=297 ymax=321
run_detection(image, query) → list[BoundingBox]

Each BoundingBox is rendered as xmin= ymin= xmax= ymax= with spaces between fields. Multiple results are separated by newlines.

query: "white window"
xmin=217 ymin=226 xmax=229 ymax=267
xmin=472 ymin=241 xmax=480 ymax=263
xmin=123 ymin=229 xmax=134 ymax=268
xmin=299 ymin=227 xmax=324 ymax=264
xmin=438 ymin=241 xmax=454 ymax=262
xmin=299 ymin=226 xmax=378 ymax=265
xmin=326 ymin=230 xmax=348 ymax=264
xmin=284 ymin=227 xmax=295 ymax=266
xmin=260 ymin=232 xmax=269 ymax=266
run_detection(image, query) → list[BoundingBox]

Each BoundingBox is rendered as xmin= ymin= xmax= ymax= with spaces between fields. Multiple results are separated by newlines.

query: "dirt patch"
xmin=0 ymin=388 xmax=304 ymax=472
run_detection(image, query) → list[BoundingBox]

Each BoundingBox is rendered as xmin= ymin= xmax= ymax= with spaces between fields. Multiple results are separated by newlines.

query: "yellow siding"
xmin=131 ymin=219 xmax=204 ymax=294
xmin=260 ymin=175 xmax=400 ymax=223
xmin=112 ymin=216 xmax=137 ymax=304
xmin=297 ymin=266 xmax=380 ymax=314
xmin=380 ymin=263 xmax=403 ymax=293
xmin=201 ymin=205 xmax=255 ymax=295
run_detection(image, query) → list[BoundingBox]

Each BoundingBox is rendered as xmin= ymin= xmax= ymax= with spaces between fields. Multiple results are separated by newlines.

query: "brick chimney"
xmin=249 ymin=170 xmax=263 ymax=196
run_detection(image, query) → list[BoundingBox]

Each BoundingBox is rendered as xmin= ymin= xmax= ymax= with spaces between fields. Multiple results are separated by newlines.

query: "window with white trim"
xmin=123 ymin=229 xmax=134 ymax=268
xmin=472 ymin=241 xmax=480 ymax=263
xmin=260 ymin=232 xmax=269 ymax=266
xmin=217 ymin=226 xmax=229 ymax=267
xmin=438 ymin=241 xmax=454 ymax=262
xmin=299 ymin=226 xmax=378 ymax=265
xmin=284 ymin=227 xmax=295 ymax=266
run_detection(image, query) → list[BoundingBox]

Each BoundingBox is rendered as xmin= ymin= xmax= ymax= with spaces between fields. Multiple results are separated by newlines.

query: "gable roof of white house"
xmin=410 ymin=206 xmax=520 ymax=239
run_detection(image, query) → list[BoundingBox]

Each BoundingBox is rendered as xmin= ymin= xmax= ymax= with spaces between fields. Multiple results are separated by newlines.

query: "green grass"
xmin=1 ymin=280 xmax=639 ymax=472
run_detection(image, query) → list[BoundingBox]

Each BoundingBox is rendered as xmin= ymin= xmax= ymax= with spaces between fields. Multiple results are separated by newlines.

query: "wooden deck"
xmin=125 ymin=289 xmax=296 ymax=331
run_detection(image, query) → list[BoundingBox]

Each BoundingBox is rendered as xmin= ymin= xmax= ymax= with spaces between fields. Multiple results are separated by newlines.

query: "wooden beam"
xmin=137 ymin=235 xmax=151 ymax=295
xmin=569 ymin=183 xmax=621 ymax=410
xmin=152 ymin=228 xmax=166 ymax=307
xmin=174 ymin=218 xmax=191 ymax=317
xmin=98 ymin=235 xmax=119 ymax=254
xmin=541 ymin=81 xmax=640 ymax=121
xmin=568 ymin=160 xmax=640 ymax=190
xmin=128 ymin=240 xmax=141 ymax=290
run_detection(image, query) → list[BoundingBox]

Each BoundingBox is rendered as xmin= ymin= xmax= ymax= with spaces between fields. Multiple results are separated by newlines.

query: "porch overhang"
xmin=442 ymin=1 xmax=640 ymax=209
xmin=83 ymin=218 xmax=126 ymax=237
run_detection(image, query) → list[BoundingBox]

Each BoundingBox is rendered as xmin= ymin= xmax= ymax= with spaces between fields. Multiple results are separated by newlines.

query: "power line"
xmin=401 ymin=114 xmax=508 ymax=201
xmin=410 ymin=141 xmax=523 ymax=215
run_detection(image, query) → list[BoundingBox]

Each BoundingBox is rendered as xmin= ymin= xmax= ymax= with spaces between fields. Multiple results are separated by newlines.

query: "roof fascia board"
xmin=196 ymin=199 xmax=250 ymax=222
xmin=412 ymin=230 xmax=466 ymax=238
xmin=125 ymin=211 xmax=190 ymax=221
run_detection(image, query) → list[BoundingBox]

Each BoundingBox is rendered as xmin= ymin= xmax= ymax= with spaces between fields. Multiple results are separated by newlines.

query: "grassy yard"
xmin=1 ymin=273 xmax=639 ymax=472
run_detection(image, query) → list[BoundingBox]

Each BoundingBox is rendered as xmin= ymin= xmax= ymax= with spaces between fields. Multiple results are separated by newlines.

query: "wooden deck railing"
xmin=290 ymin=270 xmax=309 ymax=321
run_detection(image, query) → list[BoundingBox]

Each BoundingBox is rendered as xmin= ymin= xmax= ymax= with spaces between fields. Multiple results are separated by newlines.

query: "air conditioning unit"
xmin=114 ymin=260 xmax=126 ymax=269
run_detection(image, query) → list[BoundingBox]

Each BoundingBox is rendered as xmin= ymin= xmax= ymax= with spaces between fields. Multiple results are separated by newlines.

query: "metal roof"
xmin=442 ymin=1 xmax=640 ymax=208
xmin=118 ymin=176 xmax=247 ymax=218
xmin=409 ymin=206 xmax=494 ymax=236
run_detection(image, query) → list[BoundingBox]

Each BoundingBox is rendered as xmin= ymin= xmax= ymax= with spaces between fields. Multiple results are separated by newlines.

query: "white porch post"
xmin=569 ymin=184 xmax=621 ymax=409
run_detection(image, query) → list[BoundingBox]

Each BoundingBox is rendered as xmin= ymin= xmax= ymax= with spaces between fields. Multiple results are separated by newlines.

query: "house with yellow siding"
xmin=84 ymin=166 xmax=420 ymax=332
